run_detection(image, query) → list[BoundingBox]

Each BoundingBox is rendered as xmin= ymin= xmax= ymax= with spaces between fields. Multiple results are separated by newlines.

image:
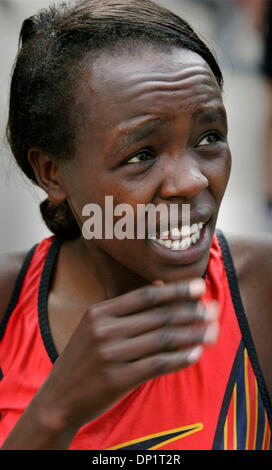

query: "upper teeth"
xmin=160 ymin=222 xmax=204 ymax=239
xmin=151 ymin=222 xmax=205 ymax=251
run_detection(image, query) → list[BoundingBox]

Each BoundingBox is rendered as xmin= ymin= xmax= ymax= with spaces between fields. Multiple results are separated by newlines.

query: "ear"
xmin=27 ymin=148 xmax=68 ymax=204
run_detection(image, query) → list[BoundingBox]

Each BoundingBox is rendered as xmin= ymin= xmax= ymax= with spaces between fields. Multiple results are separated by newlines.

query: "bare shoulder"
xmin=0 ymin=250 xmax=28 ymax=325
xmin=224 ymin=230 xmax=272 ymax=320
xmin=224 ymin=231 xmax=272 ymax=283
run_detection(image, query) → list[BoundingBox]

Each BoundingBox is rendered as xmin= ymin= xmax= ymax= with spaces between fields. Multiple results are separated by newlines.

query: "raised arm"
xmin=1 ymin=278 xmax=220 ymax=449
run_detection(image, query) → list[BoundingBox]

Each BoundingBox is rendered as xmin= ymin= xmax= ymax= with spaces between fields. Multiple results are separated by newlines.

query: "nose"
xmin=159 ymin=154 xmax=209 ymax=200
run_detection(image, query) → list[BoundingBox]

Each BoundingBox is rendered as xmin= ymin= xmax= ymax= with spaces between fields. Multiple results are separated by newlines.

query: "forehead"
xmin=77 ymin=46 xmax=223 ymax=131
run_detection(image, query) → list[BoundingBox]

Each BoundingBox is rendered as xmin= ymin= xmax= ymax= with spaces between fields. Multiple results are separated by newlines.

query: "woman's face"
xmin=63 ymin=45 xmax=231 ymax=282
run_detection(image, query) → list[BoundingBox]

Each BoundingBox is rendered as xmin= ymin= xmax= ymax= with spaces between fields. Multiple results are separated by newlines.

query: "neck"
xmin=70 ymin=236 xmax=147 ymax=301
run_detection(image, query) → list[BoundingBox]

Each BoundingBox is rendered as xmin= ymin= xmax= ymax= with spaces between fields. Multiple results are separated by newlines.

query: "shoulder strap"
xmin=216 ymin=228 xmax=272 ymax=426
xmin=38 ymin=238 xmax=62 ymax=364
xmin=0 ymin=244 xmax=38 ymax=341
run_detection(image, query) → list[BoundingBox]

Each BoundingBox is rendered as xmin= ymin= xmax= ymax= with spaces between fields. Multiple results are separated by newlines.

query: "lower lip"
xmin=148 ymin=223 xmax=211 ymax=266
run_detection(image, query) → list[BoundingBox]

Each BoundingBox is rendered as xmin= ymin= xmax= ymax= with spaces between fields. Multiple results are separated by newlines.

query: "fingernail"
xmin=188 ymin=345 xmax=203 ymax=363
xmin=189 ymin=279 xmax=206 ymax=297
xmin=196 ymin=301 xmax=206 ymax=320
xmin=153 ymin=280 xmax=165 ymax=286
xmin=205 ymin=301 xmax=220 ymax=321
xmin=203 ymin=323 xmax=219 ymax=344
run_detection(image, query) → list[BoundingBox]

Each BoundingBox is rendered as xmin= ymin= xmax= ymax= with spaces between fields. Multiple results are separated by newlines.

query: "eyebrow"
xmin=110 ymin=106 xmax=227 ymax=157
xmin=113 ymin=118 xmax=163 ymax=154
xmin=191 ymin=107 xmax=227 ymax=125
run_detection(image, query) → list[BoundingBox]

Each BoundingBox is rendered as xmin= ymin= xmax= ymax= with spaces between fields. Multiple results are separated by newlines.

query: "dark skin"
xmin=0 ymin=45 xmax=272 ymax=450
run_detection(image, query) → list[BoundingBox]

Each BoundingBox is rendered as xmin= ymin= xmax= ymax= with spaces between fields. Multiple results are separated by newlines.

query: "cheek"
xmin=205 ymin=150 xmax=231 ymax=201
xmin=100 ymin=173 xmax=158 ymax=209
xmin=66 ymin=167 xmax=157 ymax=230
xmin=220 ymin=150 xmax=232 ymax=194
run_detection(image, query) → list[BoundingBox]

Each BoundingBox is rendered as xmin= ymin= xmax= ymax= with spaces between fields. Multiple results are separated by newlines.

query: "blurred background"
xmin=0 ymin=0 xmax=271 ymax=253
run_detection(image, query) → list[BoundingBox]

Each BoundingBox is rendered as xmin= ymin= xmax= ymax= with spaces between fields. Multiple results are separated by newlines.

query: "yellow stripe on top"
xmin=262 ymin=411 xmax=268 ymax=450
xmin=254 ymin=376 xmax=258 ymax=449
xmin=219 ymin=346 xmax=271 ymax=450
xmin=267 ymin=424 xmax=271 ymax=450
xmin=107 ymin=423 xmax=203 ymax=450
xmin=224 ymin=416 xmax=228 ymax=450
xmin=244 ymin=349 xmax=250 ymax=450
xmin=149 ymin=424 xmax=204 ymax=450
xmin=233 ymin=382 xmax=237 ymax=450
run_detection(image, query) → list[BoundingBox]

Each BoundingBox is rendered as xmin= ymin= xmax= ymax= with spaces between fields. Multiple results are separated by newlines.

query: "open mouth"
xmin=149 ymin=222 xmax=205 ymax=251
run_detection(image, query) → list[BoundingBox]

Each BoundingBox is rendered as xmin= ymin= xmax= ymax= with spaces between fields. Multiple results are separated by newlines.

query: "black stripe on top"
xmin=216 ymin=229 xmax=272 ymax=430
xmin=212 ymin=340 xmax=244 ymax=449
xmin=0 ymin=244 xmax=38 ymax=341
xmin=38 ymin=238 xmax=62 ymax=364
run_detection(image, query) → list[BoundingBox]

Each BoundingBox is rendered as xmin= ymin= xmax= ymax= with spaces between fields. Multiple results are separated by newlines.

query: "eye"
xmin=197 ymin=132 xmax=223 ymax=147
xmin=124 ymin=149 xmax=155 ymax=165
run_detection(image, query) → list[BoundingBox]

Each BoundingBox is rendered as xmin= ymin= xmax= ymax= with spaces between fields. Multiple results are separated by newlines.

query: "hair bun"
xmin=20 ymin=17 xmax=38 ymax=44
xmin=40 ymin=199 xmax=80 ymax=240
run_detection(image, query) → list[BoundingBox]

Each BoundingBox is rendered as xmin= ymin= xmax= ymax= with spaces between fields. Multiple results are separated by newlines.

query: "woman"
xmin=0 ymin=0 xmax=271 ymax=451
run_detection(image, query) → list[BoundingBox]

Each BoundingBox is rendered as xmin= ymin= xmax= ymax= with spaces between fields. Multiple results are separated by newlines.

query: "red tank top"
xmin=0 ymin=230 xmax=271 ymax=450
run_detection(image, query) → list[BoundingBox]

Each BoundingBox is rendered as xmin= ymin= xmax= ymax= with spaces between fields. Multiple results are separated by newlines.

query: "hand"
xmin=37 ymin=278 xmax=220 ymax=431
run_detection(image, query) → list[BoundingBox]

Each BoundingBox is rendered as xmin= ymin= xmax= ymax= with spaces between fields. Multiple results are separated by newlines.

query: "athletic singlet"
xmin=0 ymin=230 xmax=271 ymax=450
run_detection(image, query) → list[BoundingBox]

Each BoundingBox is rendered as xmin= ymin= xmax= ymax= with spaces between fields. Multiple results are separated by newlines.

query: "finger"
xmin=93 ymin=299 xmax=219 ymax=341
xmin=121 ymin=301 xmax=203 ymax=337
xmin=101 ymin=321 xmax=219 ymax=363
xmin=92 ymin=300 xmax=220 ymax=344
xmin=162 ymin=299 xmax=220 ymax=325
xmin=91 ymin=278 xmax=206 ymax=318
xmin=195 ymin=300 xmax=220 ymax=322
xmin=127 ymin=345 xmax=204 ymax=386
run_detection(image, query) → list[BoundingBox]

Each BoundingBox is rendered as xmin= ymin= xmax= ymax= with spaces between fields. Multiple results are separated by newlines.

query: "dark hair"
xmin=7 ymin=0 xmax=223 ymax=240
